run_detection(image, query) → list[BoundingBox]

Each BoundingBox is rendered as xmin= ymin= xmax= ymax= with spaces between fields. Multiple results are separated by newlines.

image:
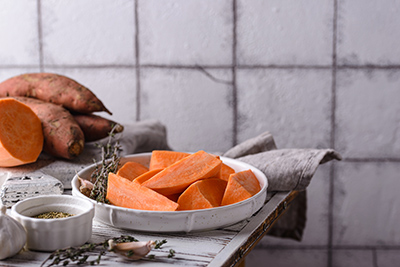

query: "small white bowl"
xmin=11 ymin=195 xmax=94 ymax=251
xmin=71 ymin=153 xmax=268 ymax=233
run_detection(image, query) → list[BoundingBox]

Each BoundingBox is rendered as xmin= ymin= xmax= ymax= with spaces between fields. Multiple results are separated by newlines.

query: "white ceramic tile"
xmin=258 ymin=164 xmax=331 ymax=246
xmin=332 ymin=249 xmax=375 ymax=267
xmin=246 ymin=249 xmax=327 ymax=267
xmin=140 ymin=68 xmax=233 ymax=152
xmin=41 ymin=0 xmax=135 ymax=65
xmin=336 ymin=69 xmax=400 ymax=159
xmin=139 ymin=0 xmax=233 ymax=66
xmin=337 ymin=0 xmax=400 ymax=65
xmin=0 ymin=0 xmax=39 ymax=65
xmin=237 ymin=0 xmax=333 ymax=66
xmin=236 ymin=68 xmax=332 ymax=149
xmin=45 ymin=68 xmax=137 ymax=124
xmin=376 ymin=250 xmax=400 ymax=267
xmin=333 ymin=161 xmax=400 ymax=246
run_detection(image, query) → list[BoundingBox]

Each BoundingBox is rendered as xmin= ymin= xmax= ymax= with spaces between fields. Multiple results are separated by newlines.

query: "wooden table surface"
xmin=1 ymin=191 xmax=298 ymax=267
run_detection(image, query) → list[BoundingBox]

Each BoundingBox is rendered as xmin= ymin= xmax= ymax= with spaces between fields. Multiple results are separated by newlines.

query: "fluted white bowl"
xmin=71 ymin=152 xmax=268 ymax=233
xmin=11 ymin=195 xmax=94 ymax=251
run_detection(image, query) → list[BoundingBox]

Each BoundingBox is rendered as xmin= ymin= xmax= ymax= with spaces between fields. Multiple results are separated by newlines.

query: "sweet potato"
xmin=177 ymin=178 xmax=227 ymax=210
xmin=0 ymin=73 xmax=111 ymax=114
xmin=0 ymin=98 xmax=44 ymax=167
xmin=73 ymin=113 xmax=124 ymax=142
xmin=10 ymin=97 xmax=84 ymax=159
xmin=221 ymin=170 xmax=261 ymax=206
xmin=149 ymin=150 xmax=190 ymax=170
xmin=106 ymin=173 xmax=179 ymax=211
xmin=133 ymin=169 xmax=162 ymax=184
xmin=142 ymin=150 xmax=222 ymax=196
xmin=116 ymin=161 xmax=149 ymax=181
xmin=219 ymin=163 xmax=236 ymax=181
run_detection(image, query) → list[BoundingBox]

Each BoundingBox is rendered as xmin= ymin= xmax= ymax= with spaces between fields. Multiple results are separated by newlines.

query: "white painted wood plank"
xmin=207 ymin=192 xmax=291 ymax=267
xmin=1 ymin=193 xmax=291 ymax=267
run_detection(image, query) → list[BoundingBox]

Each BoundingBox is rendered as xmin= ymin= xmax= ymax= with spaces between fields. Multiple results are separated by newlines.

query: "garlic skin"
xmin=78 ymin=177 xmax=94 ymax=197
xmin=0 ymin=204 xmax=27 ymax=260
xmin=108 ymin=240 xmax=156 ymax=260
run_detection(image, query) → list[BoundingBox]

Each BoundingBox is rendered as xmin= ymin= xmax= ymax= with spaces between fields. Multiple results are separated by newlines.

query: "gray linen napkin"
xmin=223 ymin=131 xmax=341 ymax=241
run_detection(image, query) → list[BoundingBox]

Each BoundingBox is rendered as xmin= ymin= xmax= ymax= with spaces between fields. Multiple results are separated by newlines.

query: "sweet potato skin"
xmin=0 ymin=73 xmax=111 ymax=114
xmin=73 ymin=113 xmax=124 ymax=142
xmin=11 ymin=97 xmax=84 ymax=159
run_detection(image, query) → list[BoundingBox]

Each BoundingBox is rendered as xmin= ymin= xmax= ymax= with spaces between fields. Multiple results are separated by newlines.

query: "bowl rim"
xmin=11 ymin=194 xmax=94 ymax=222
xmin=71 ymin=152 xmax=268 ymax=214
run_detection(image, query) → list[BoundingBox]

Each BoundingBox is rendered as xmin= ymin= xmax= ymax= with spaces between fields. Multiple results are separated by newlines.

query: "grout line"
xmin=134 ymin=0 xmax=141 ymax=121
xmin=37 ymin=0 xmax=44 ymax=72
xmin=232 ymin=0 xmax=238 ymax=147
xmin=328 ymin=1 xmax=338 ymax=266
xmin=2 ymin=63 xmax=400 ymax=70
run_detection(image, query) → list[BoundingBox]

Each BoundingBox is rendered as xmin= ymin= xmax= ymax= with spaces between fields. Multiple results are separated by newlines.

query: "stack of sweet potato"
xmin=0 ymin=73 xmax=123 ymax=167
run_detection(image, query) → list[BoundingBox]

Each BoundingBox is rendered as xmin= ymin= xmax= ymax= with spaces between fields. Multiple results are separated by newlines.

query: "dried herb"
xmin=89 ymin=126 xmax=122 ymax=203
xmin=41 ymin=235 xmax=171 ymax=267
xmin=33 ymin=211 xmax=74 ymax=219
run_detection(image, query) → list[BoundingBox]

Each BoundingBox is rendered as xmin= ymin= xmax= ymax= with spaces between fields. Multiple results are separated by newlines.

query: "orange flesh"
xmin=0 ymin=98 xmax=43 ymax=167
xmin=142 ymin=150 xmax=222 ymax=196
xmin=221 ymin=170 xmax=261 ymax=206
xmin=116 ymin=161 xmax=149 ymax=181
xmin=106 ymin=173 xmax=179 ymax=211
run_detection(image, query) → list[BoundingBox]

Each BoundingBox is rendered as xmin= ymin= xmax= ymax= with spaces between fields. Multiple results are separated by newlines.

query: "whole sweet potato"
xmin=73 ymin=113 xmax=124 ymax=142
xmin=11 ymin=97 xmax=85 ymax=159
xmin=0 ymin=73 xmax=111 ymax=114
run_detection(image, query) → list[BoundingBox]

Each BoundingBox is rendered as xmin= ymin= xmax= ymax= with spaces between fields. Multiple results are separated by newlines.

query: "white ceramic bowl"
xmin=71 ymin=153 xmax=268 ymax=233
xmin=11 ymin=195 xmax=95 ymax=251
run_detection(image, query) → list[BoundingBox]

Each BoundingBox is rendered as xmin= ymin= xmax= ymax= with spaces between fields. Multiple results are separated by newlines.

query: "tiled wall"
xmin=1 ymin=1 xmax=399 ymax=266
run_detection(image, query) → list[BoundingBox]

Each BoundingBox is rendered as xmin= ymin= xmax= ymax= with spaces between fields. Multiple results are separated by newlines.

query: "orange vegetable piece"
xmin=116 ymin=161 xmax=149 ymax=181
xmin=142 ymin=150 xmax=222 ymax=196
xmin=149 ymin=150 xmax=190 ymax=170
xmin=219 ymin=163 xmax=236 ymax=181
xmin=133 ymin=169 xmax=162 ymax=184
xmin=106 ymin=173 xmax=179 ymax=211
xmin=0 ymin=98 xmax=44 ymax=167
xmin=177 ymin=178 xmax=227 ymax=210
xmin=221 ymin=169 xmax=261 ymax=206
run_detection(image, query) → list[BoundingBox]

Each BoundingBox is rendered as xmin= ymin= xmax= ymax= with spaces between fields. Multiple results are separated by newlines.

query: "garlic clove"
xmin=0 ymin=204 xmax=27 ymax=260
xmin=108 ymin=240 xmax=156 ymax=260
xmin=78 ymin=177 xmax=94 ymax=197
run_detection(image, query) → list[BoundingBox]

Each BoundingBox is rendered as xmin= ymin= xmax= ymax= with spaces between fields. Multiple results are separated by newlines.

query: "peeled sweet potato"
xmin=116 ymin=161 xmax=149 ymax=181
xmin=73 ymin=113 xmax=124 ymax=142
xmin=177 ymin=178 xmax=227 ymax=210
xmin=149 ymin=150 xmax=190 ymax=170
xmin=0 ymin=98 xmax=44 ymax=167
xmin=11 ymin=97 xmax=84 ymax=159
xmin=142 ymin=150 xmax=222 ymax=196
xmin=0 ymin=73 xmax=111 ymax=114
xmin=106 ymin=173 xmax=179 ymax=211
xmin=221 ymin=169 xmax=261 ymax=206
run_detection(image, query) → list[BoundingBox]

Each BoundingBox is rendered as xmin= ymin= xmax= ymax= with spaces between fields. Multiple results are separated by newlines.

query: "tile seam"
xmin=328 ymin=0 xmax=338 ymax=267
xmin=37 ymin=0 xmax=44 ymax=72
xmin=134 ymin=0 xmax=141 ymax=121
xmin=232 ymin=0 xmax=238 ymax=147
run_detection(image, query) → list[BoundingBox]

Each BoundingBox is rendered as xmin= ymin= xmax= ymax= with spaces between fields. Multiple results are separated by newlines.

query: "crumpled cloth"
xmin=223 ymin=131 xmax=341 ymax=241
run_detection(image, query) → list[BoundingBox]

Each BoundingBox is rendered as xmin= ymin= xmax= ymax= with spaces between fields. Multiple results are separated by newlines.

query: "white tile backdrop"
xmin=1 ymin=0 xmax=399 ymax=266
